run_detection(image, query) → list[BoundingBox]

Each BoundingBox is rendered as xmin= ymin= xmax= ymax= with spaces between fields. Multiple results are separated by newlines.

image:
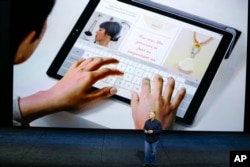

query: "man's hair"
xmin=99 ymin=21 xmax=122 ymax=41
xmin=10 ymin=0 xmax=55 ymax=59
xmin=150 ymin=111 xmax=156 ymax=116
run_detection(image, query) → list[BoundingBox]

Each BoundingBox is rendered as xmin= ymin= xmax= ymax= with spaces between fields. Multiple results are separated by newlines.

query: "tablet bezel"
xmin=47 ymin=0 xmax=235 ymax=125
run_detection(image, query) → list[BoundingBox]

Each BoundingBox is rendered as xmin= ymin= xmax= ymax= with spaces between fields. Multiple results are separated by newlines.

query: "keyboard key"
xmin=105 ymin=77 xmax=116 ymax=84
xmin=142 ymin=71 xmax=153 ymax=79
xmin=125 ymin=65 xmax=135 ymax=73
xmin=115 ymin=78 xmax=125 ymax=87
xmin=187 ymin=85 xmax=197 ymax=95
xmin=117 ymin=63 xmax=127 ymax=71
xmin=124 ymin=82 xmax=134 ymax=90
xmin=134 ymin=68 xmax=144 ymax=76
xmin=123 ymin=73 xmax=133 ymax=81
xmin=132 ymin=84 xmax=141 ymax=92
xmin=132 ymin=76 xmax=142 ymax=84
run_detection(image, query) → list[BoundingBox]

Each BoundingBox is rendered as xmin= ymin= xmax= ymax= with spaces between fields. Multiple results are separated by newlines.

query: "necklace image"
xmin=178 ymin=31 xmax=213 ymax=73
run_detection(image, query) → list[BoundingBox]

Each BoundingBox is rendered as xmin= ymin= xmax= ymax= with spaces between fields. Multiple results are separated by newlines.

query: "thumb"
xmin=88 ymin=87 xmax=117 ymax=101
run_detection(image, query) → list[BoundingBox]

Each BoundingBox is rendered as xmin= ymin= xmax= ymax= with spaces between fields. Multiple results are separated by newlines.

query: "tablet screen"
xmin=47 ymin=0 xmax=234 ymax=124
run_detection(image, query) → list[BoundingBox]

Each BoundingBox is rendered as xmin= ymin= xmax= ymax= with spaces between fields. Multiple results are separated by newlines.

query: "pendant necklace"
xmin=178 ymin=32 xmax=213 ymax=73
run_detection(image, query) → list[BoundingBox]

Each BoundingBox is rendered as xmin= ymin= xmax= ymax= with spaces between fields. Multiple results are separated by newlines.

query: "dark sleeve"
xmin=153 ymin=121 xmax=162 ymax=134
xmin=143 ymin=120 xmax=148 ymax=130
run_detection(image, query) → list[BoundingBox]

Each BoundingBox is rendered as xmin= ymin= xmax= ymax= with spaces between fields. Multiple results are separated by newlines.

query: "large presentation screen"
xmin=13 ymin=0 xmax=247 ymax=132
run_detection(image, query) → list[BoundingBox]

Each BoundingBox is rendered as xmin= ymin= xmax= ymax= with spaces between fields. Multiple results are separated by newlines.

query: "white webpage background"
xmin=13 ymin=0 xmax=247 ymax=131
xmin=95 ymin=0 xmax=222 ymax=66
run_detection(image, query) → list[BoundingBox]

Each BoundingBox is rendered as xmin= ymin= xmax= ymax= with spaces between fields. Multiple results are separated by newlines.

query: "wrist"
xmin=19 ymin=90 xmax=58 ymax=123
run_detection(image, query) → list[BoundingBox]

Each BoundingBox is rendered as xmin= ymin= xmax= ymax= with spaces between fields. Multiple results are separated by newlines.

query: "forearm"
xmin=19 ymin=90 xmax=60 ymax=123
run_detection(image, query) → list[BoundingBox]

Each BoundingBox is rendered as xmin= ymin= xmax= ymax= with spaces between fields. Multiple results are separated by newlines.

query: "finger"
xmin=87 ymin=68 xmax=123 ymax=86
xmin=153 ymin=74 xmax=163 ymax=97
xmin=130 ymin=91 xmax=139 ymax=112
xmin=64 ymin=60 xmax=84 ymax=77
xmin=171 ymin=87 xmax=186 ymax=109
xmin=79 ymin=57 xmax=119 ymax=71
xmin=87 ymin=87 xmax=118 ymax=102
xmin=68 ymin=60 xmax=83 ymax=71
xmin=162 ymin=77 xmax=175 ymax=102
xmin=78 ymin=58 xmax=93 ymax=68
xmin=140 ymin=78 xmax=151 ymax=96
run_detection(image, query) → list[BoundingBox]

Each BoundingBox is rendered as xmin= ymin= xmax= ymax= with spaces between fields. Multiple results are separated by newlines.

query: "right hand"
xmin=131 ymin=75 xmax=186 ymax=130
xmin=20 ymin=57 xmax=123 ymax=123
xmin=48 ymin=57 xmax=124 ymax=110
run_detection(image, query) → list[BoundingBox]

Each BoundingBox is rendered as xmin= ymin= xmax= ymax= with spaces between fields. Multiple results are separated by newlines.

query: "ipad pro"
xmin=47 ymin=0 xmax=239 ymax=124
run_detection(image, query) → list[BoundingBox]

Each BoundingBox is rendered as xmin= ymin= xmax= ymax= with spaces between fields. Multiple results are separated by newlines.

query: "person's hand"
xmin=20 ymin=57 xmax=123 ymax=123
xmin=131 ymin=74 xmax=186 ymax=130
xmin=144 ymin=130 xmax=153 ymax=134
xmin=48 ymin=57 xmax=124 ymax=110
xmin=147 ymin=130 xmax=153 ymax=134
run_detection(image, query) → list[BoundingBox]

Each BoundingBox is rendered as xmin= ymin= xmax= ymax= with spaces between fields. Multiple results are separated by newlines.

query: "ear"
xmin=14 ymin=30 xmax=40 ymax=64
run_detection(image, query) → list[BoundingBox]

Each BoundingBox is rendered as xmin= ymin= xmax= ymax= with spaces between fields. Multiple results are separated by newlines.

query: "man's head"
xmin=149 ymin=111 xmax=156 ymax=120
xmin=10 ymin=0 xmax=55 ymax=64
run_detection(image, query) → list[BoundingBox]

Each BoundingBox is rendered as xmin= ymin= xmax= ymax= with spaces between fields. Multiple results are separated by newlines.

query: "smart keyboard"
xmin=57 ymin=40 xmax=198 ymax=118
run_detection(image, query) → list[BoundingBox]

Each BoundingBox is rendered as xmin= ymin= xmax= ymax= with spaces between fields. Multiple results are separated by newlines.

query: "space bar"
xmin=93 ymin=81 xmax=132 ymax=100
xmin=116 ymin=87 xmax=131 ymax=100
